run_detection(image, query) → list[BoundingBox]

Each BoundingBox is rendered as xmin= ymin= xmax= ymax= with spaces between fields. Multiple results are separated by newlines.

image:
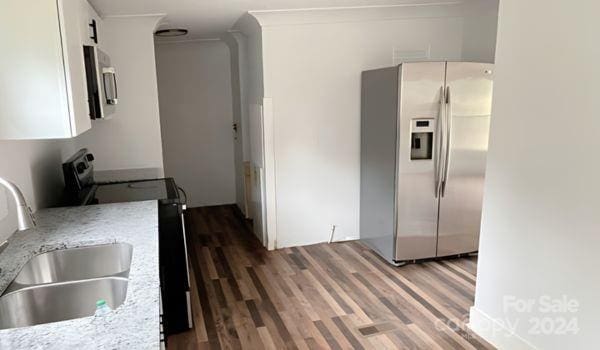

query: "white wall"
xmin=75 ymin=15 xmax=165 ymax=177
xmin=155 ymin=41 xmax=236 ymax=208
xmin=461 ymin=2 xmax=498 ymax=63
xmin=253 ymin=3 xmax=498 ymax=248
xmin=0 ymin=139 xmax=76 ymax=242
xmin=469 ymin=0 xmax=599 ymax=349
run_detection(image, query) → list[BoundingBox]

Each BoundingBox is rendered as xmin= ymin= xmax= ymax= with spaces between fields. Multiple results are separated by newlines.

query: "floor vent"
xmin=357 ymin=321 xmax=399 ymax=337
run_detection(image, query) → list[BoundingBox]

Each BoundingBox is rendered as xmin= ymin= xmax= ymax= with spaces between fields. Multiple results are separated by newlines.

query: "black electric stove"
xmin=62 ymin=149 xmax=193 ymax=338
xmin=62 ymin=149 xmax=180 ymax=206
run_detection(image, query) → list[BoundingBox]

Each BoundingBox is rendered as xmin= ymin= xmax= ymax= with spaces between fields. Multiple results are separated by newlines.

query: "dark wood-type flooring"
xmin=168 ymin=205 xmax=494 ymax=349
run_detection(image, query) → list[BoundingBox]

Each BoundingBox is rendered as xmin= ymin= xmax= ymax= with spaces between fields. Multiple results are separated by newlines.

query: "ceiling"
xmin=89 ymin=0 xmax=475 ymax=41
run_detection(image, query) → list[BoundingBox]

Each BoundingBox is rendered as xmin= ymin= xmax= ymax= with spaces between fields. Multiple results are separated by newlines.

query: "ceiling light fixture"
xmin=154 ymin=29 xmax=188 ymax=37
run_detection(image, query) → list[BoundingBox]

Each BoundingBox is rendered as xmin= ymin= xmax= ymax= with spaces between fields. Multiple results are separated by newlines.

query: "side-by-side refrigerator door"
xmin=437 ymin=62 xmax=494 ymax=257
xmin=395 ymin=62 xmax=446 ymax=262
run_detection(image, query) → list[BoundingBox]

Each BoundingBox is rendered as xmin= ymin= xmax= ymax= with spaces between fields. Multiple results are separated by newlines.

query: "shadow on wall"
xmin=0 ymin=139 xmax=74 ymax=241
xmin=29 ymin=146 xmax=69 ymax=209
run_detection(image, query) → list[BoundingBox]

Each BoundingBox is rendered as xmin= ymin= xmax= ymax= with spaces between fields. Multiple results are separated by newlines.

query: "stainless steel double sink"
xmin=0 ymin=243 xmax=133 ymax=330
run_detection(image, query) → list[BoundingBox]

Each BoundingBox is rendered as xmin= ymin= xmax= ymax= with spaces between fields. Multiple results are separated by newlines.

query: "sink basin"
xmin=0 ymin=277 xmax=128 ymax=330
xmin=0 ymin=243 xmax=133 ymax=329
xmin=6 ymin=243 xmax=133 ymax=293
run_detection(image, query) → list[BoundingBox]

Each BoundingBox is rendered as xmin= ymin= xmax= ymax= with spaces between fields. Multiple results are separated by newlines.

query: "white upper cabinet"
xmin=0 ymin=0 xmax=99 ymax=139
xmin=80 ymin=1 xmax=103 ymax=47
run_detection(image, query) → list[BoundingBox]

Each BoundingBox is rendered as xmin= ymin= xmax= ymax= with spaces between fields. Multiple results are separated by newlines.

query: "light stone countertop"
xmin=0 ymin=201 xmax=160 ymax=349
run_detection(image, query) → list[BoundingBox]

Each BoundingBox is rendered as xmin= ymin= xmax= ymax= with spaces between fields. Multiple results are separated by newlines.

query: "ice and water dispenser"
xmin=410 ymin=119 xmax=435 ymax=160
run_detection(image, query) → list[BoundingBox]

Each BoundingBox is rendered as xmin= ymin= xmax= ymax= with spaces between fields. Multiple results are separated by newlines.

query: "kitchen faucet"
xmin=0 ymin=177 xmax=36 ymax=254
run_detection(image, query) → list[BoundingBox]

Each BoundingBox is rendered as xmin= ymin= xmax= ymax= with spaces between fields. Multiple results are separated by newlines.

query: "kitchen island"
xmin=0 ymin=201 xmax=160 ymax=349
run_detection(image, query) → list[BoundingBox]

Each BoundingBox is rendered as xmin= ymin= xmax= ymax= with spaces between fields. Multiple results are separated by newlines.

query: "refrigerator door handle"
xmin=441 ymin=86 xmax=452 ymax=196
xmin=435 ymin=86 xmax=446 ymax=198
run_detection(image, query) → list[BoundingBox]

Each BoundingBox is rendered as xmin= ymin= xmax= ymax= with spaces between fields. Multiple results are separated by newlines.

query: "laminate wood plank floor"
xmin=168 ymin=205 xmax=494 ymax=350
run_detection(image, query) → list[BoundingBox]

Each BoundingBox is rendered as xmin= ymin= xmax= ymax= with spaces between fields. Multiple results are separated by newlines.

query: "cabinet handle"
xmin=89 ymin=19 xmax=98 ymax=44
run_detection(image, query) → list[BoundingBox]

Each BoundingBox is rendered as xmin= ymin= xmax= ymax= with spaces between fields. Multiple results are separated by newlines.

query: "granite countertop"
xmin=0 ymin=201 xmax=160 ymax=350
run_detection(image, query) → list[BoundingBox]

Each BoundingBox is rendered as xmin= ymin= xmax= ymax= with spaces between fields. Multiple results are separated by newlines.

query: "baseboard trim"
xmin=468 ymin=307 xmax=538 ymax=350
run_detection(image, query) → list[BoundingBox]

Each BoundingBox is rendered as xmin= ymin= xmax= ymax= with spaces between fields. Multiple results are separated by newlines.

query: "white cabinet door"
xmin=79 ymin=1 xmax=103 ymax=47
xmin=0 ymin=0 xmax=91 ymax=139
xmin=58 ymin=0 xmax=91 ymax=137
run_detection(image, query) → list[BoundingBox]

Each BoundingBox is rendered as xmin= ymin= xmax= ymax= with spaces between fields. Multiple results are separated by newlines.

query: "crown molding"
xmin=248 ymin=1 xmax=474 ymax=27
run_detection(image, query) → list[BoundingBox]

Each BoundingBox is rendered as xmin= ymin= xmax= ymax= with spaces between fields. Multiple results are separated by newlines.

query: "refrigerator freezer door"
xmin=437 ymin=62 xmax=494 ymax=257
xmin=395 ymin=62 xmax=446 ymax=262
xmin=360 ymin=67 xmax=400 ymax=262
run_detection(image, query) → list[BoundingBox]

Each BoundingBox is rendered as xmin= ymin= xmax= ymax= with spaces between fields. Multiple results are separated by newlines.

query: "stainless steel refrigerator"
xmin=360 ymin=62 xmax=494 ymax=265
